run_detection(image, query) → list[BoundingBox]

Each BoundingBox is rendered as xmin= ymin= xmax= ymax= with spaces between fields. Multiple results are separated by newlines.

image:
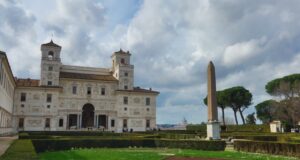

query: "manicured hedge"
xmin=234 ymin=140 xmax=300 ymax=157
xmin=187 ymin=124 xmax=270 ymax=133
xmin=226 ymin=124 xmax=270 ymax=132
xmin=32 ymin=139 xmax=226 ymax=153
xmin=156 ymin=139 xmax=225 ymax=151
xmin=0 ymin=140 xmax=38 ymax=160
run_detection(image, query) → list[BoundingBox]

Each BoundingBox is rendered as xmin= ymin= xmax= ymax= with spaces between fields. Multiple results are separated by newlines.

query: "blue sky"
xmin=1 ymin=0 xmax=300 ymax=124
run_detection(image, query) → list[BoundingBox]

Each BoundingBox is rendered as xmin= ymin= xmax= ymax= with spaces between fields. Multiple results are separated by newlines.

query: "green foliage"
xmin=156 ymin=139 xmax=225 ymax=151
xmin=0 ymin=140 xmax=38 ymax=160
xmin=31 ymin=139 xmax=225 ymax=153
xmin=255 ymin=100 xmax=277 ymax=123
xmin=266 ymin=73 xmax=300 ymax=95
xmin=234 ymin=140 xmax=300 ymax=157
xmin=245 ymin=112 xmax=256 ymax=124
xmin=186 ymin=124 xmax=206 ymax=132
xmin=187 ymin=124 xmax=270 ymax=133
xmin=225 ymin=124 xmax=270 ymax=132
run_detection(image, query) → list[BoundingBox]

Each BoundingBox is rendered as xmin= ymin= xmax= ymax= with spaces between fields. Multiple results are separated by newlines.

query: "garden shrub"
xmin=156 ymin=139 xmax=225 ymax=151
xmin=234 ymin=140 xmax=300 ymax=157
xmin=31 ymin=139 xmax=226 ymax=153
xmin=187 ymin=124 xmax=270 ymax=133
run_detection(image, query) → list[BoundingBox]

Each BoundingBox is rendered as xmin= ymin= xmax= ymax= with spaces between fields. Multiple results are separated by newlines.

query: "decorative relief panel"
xmin=33 ymin=94 xmax=40 ymax=100
xmin=27 ymin=119 xmax=42 ymax=127
xmin=131 ymin=120 xmax=143 ymax=127
xmin=134 ymin=97 xmax=140 ymax=104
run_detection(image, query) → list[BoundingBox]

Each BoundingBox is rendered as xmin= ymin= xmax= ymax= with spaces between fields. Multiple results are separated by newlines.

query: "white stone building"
xmin=0 ymin=40 xmax=159 ymax=134
xmin=0 ymin=51 xmax=16 ymax=135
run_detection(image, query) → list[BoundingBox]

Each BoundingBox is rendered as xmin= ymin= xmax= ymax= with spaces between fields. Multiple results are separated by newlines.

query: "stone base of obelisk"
xmin=206 ymin=121 xmax=220 ymax=140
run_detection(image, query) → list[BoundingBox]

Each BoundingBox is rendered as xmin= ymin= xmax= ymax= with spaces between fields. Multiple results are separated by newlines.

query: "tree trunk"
xmin=238 ymin=108 xmax=245 ymax=124
xmin=233 ymin=109 xmax=238 ymax=125
xmin=222 ymin=108 xmax=226 ymax=126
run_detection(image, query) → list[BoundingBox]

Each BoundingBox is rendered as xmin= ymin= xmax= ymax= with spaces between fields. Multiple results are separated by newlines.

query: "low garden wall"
xmin=234 ymin=140 xmax=300 ymax=157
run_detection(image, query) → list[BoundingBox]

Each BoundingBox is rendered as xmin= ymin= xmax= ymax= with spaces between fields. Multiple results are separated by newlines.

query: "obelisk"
xmin=206 ymin=61 xmax=220 ymax=140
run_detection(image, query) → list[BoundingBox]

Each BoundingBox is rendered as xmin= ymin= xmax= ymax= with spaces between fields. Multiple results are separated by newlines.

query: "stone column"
xmin=79 ymin=114 xmax=82 ymax=129
xmin=66 ymin=114 xmax=69 ymax=130
xmin=77 ymin=114 xmax=80 ymax=129
xmin=207 ymin=61 xmax=220 ymax=140
xmin=96 ymin=115 xmax=98 ymax=128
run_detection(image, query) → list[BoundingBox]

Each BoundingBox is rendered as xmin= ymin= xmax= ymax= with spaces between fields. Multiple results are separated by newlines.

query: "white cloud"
xmin=3 ymin=0 xmax=300 ymax=124
xmin=223 ymin=37 xmax=267 ymax=66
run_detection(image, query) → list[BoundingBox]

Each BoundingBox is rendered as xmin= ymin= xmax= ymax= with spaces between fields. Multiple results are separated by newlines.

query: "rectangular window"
xmin=45 ymin=118 xmax=50 ymax=128
xmin=59 ymin=119 xmax=63 ymax=127
xmin=124 ymin=85 xmax=128 ymax=90
xmin=18 ymin=118 xmax=24 ymax=128
xmin=46 ymin=94 xmax=52 ymax=103
xmin=48 ymin=66 xmax=53 ymax=71
xmin=72 ymin=86 xmax=77 ymax=94
xmin=146 ymin=119 xmax=150 ymax=128
xmin=146 ymin=97 xmax=151 ymax=106
xmin=87 ymin=87 xmax=92 ymax=95
xmin=123 ymin=96 xmax=128 ymax=105
xmin=101 ymin=88 xmax=105 ymax=95
xmin=124 ymin=72 xmax=128 ymax=77
xmin=121 ymin=58 xmax=125 ymax=64
xmin=47 ymin=81 xmax=52 ymax=86
xmin=20 ymin=93 xmax=26 ymax=102
xmin=123 ymin=119 xmax=127 ymax=128
xmin=111 ymin=119 xmax=115 ymax=127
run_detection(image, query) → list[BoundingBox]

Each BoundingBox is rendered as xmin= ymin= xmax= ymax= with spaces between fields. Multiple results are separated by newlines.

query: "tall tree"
xmin=224 ymin=86 xmax=252 ymax=125
xmin=203 ymin=90 xmax=229 ymax=126
xmin=266 ymin=74 xmax=300 ymax=127
xmin=255 ymin=100 xmax=276 ymax=124
xmin=246 ymin=112 xmax=256 ymax=124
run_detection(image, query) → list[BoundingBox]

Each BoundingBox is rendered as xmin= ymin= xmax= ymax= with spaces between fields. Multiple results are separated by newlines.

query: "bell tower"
xmin=111 ymin=49 xmax=134 ymax=90
xmin=40 ymin=40 xmax=62 ymax=86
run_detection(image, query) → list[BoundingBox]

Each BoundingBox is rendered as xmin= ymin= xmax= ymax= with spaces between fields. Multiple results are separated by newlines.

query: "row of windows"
xmin=123 ymin=97 xmax=151 ymax=106
xmin=21 ymin=93 xmax=52 ymax=103
xmin=0 ymin=64 xmax=14 ymax=98
xmin=18 ymin=118 xmax=150 ymax=129
xmin=19 ymin=118 xmax=117 ymax=128
xmin=71 ymin=86 xmax=107 ymax=96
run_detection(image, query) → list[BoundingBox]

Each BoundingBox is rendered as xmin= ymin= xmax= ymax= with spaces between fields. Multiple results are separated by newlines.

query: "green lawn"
xmin=38 ymin=148 xmax=299 ymax=160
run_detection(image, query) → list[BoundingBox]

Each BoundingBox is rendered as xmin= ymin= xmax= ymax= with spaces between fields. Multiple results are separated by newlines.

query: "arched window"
xmin=48 ymin=51 xmax=54 ymax=60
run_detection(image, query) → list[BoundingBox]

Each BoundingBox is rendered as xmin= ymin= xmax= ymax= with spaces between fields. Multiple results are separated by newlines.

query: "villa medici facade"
xmin=0 ymin=40 xmax=159 ymax=135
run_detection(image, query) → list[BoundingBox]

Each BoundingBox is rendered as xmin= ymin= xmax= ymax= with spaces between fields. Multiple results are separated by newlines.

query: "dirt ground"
xmin=166 ymin=156 xmax=226 ymax=160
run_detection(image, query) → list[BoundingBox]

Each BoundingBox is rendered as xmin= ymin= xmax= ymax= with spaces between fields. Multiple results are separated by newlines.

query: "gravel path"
xmin=166 ymin=156 xmax=226 ymax=160
xmin=0 ymin=136 xmax=17 ymax=156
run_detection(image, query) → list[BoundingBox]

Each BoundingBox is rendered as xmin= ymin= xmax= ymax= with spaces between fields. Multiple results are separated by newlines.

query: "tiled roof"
xmin=60 ymin=72 xmax=118 ymax=82
xmin=16 ymin=78 xmax=39 ymax=87
xmin=41 ymin=40 xmax=61 ymax=48
xmin=116 ymin=87 xmax=159 ymax=94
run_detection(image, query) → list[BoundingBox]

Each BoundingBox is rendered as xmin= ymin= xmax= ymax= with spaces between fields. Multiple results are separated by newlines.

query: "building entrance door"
xmin=82 ymin=103 xmax=94 ymax=128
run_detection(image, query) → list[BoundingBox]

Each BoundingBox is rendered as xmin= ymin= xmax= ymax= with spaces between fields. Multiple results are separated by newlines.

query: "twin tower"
xmin=40 ymin=40 xmax=134 ymax=90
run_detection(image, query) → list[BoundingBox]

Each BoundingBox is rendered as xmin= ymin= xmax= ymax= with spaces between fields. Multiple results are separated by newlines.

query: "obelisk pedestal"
xmin=206 ymin=61 xmax=220 ymax=140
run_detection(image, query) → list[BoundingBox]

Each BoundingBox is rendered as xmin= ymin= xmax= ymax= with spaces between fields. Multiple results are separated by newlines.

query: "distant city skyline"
xmin=1 ymin=0 xmax=300 ymax=124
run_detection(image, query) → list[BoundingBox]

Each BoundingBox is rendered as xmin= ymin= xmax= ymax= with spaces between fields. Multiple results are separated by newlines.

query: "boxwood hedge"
xmin=234 ymin=140 xmax=300 ymax=157
xmin=31 ymin=139 xmax=226 ymax=153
